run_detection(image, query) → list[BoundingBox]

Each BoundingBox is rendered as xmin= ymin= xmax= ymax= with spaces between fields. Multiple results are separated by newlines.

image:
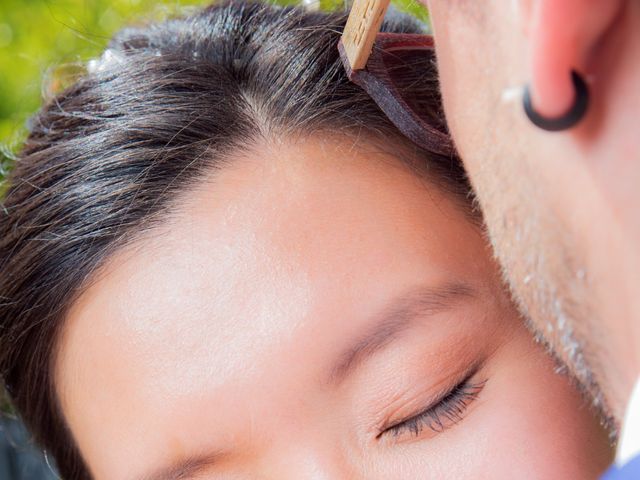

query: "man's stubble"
xmin=463 ymin=122 xmax=617 ymax=438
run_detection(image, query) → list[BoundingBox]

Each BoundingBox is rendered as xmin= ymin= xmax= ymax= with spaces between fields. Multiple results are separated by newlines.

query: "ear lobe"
xmin=526 ymin=0 xmax=623 ymax=119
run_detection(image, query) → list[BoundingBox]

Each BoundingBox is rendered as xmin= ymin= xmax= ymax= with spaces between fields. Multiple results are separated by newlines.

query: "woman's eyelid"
xmin=386 ymin=378 xmax=486 ymax=440
xmin=377 ymin=362 xmax=485 ymax=437
xmin=371 ymin=371 xmax=462 ymax=435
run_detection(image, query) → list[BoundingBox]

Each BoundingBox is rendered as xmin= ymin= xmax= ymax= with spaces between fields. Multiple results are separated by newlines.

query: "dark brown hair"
xmin=0 ymin=1 xmax=467 ymax=478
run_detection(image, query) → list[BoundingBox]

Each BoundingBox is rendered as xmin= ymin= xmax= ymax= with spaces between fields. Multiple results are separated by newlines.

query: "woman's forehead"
xmin=54 ymin=137 xmax=487 ymax=479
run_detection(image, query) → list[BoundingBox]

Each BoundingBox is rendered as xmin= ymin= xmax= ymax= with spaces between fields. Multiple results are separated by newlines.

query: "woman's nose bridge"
xmin=253 ymin=363 xmax=363 ymax=478
xmin=261 ymin=441 xmax=362 ymax=479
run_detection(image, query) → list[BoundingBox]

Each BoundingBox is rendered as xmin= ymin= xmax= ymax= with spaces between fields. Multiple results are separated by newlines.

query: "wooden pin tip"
xmin=337 ymin=39 xmax=356 ymax=79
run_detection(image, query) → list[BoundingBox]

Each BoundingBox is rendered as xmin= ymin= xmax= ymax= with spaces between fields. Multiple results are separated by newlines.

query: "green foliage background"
xmin=0 ymin=0 xmax=427 ymax=188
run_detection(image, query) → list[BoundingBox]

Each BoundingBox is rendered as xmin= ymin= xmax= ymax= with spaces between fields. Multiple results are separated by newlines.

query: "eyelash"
xmin=379 ymin=373 xmax=486 ymax=440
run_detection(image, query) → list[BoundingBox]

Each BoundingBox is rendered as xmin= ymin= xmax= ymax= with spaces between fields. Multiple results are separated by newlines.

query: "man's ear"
xmin=525 ymin=0 xmax=623 ymax=118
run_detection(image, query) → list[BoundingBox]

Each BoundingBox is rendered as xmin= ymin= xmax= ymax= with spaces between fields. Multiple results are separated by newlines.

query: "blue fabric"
xmin=602 ymin=455 xmax=640 ymax=480
xmin=0 ymin=416 xmax=59 ymax=480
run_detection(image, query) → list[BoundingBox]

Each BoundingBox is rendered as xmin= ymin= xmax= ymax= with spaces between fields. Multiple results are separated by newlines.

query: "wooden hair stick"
xmin=340 ymin=0 xmax=391 ymax=72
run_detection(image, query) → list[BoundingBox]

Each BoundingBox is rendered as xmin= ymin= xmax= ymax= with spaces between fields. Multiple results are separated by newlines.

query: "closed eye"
xmin=378 ymin=370 xmax=486 ymax=440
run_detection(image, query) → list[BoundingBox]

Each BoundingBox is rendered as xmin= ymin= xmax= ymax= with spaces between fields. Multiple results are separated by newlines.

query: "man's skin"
xmin=422 ymin=0 xmax=640 ymax=430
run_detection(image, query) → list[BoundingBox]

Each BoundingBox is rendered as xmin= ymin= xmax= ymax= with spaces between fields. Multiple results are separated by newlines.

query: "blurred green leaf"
xmin=1 ymin=389 xmax=13 ymax=415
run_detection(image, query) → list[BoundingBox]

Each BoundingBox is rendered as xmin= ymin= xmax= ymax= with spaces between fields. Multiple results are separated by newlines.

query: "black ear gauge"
xmin=523 ymin=70 xmax=590 ymax=132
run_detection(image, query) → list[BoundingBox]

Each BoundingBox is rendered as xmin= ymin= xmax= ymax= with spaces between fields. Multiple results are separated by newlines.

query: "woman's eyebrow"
xmin=136 ymin=451 xmax=224 ymax=480
xmin=329 ymin=282 xmax=475 ymax=386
